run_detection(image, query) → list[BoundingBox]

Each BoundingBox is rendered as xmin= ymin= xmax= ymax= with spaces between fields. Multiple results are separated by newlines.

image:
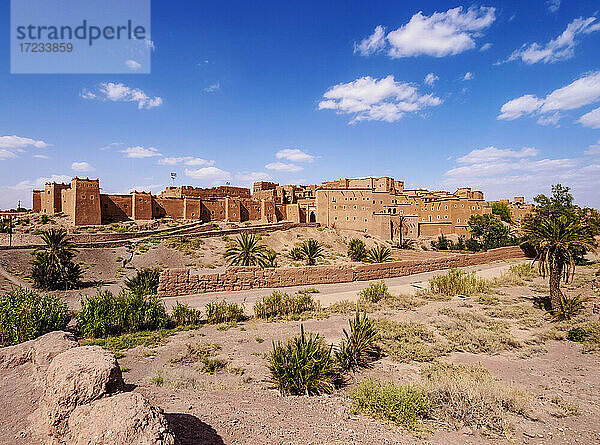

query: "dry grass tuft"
xmin=376 ymin=319 xmax=450 ymax=363
xmin=428 ymin=269 xmax=490 ymax=300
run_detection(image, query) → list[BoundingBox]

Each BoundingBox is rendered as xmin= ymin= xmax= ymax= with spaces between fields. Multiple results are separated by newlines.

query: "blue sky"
xmin=1 ymin=0 xmax=600 ymax=209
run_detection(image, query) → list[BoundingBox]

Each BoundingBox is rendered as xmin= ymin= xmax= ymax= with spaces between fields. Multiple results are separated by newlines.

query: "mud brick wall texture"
xmin=157 ymin=246 xmax=527 ymax=297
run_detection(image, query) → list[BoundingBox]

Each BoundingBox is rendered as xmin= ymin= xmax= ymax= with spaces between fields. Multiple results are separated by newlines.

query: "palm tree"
xmin=367 ymin=245 xmax=392 ymax=263
xmin=224 ymin=233 xmax=268 ymax=267
xmin=299 ymin=239 xmax=324 ymax=266
xmin=524 ymin=215 xmax=595 ymax=311
xmin=39 ymin=228 xmax=77 ymax=265
xmin=32 ymin=228 xmax=81 ymax=290
xmin=347 ymin=238 xmax=367 ymax=261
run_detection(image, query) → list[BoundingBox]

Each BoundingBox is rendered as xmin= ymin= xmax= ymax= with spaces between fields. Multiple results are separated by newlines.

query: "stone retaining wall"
xmin=158 ymin=245 xmax=528 ymax=297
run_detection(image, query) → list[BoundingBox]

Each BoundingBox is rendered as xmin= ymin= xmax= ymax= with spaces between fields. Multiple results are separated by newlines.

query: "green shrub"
xmin=335 ymin=308 xmax=378 ymax=371
xmin=350 ymin=378 xmax=430 ymax=431
xmin=298 ymin=239 xmax=325 ymax=265
xmin=429 ymin=268 xmax=490 ymax=298
xmin=567 ymin=321 xmax=600 ymax=352
xmin=553 ymin=294 xmax=586 ymax=321
xmin=358 ymin=281 xmax=391 ymax=303
xmin=288 ymin=246 xmax=304 ymax=261
xmin=0 ymin=288 xmax=69 ymax=346
xmin=205 ymin=299 xmax=245 ymax=324
xmin=125 ymin=268 xmax=160 ymax=296
xmin=201 ymin=357 xmax=227 ymax=374
xmin=347 ymin=238 xmax=367 ymax=261
xmin=31 ymin=228 xmax=82 ymax=290
xmin=366 ymin=245 xmax=392 ymax=263
xmin=253 ymin=291 xmax=317 ymax=319
xmin=77 ymin=289 xmax=169 ymax=337
xmin=268 ymin=325 xmax=338 ymax=395
xmin=171 ymin=302 xmax=202 ymax=326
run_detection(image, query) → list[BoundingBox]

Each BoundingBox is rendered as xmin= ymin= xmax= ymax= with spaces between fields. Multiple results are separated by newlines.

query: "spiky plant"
xmin=31 ymin=228 xmax=81 ymax=290
xmin=268 ymin=325 xmax=338 ymax=395
xmin=552 ymin=294 xmax=587 ymax=321
xmin=299 ymin=239 xmax=324 ymax=266
xmin=347 ymin=238 xmax=367 ymax=261
xmin=223 ymin=233 xmax=268 ymax=267
xmin=524 ymin=215 xmax=596 ymax=312
xmin=288 ymin=246 xmax=304 ymax=261
xmin=335 ymin=307 xmax=378 ymax=372
xmin=125 ymin=268 xmax=160 ymax=296
xmin=264 ymin=250 xmax=278 ymax=268
xmin=366 ymin=245 xmax=392 ymax=263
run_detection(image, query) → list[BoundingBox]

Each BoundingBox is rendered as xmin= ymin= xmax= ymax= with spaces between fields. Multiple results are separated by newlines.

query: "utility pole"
xmin=170 ymin=172 xmax=177 ymax=187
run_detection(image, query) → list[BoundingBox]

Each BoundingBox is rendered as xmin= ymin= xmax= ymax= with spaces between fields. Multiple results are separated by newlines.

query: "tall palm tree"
xmin=367 ymin=245 xmax=392 ymax=263
xmin=299 ymin=239 xmax=324 ymax=266
xmin=32 ymin=228 xmax=81 ymax=290
xmin=224 ymin=233 xmax=268 ymax=267
xmin=524 ymin=215 xmax=595 ymax=311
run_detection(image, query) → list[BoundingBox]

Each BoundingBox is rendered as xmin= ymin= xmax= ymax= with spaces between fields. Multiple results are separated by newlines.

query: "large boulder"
xmin=64 ymin=392 xmax=178 ymax=445
xmin=44 ymin=346 xmax=124 ymax=437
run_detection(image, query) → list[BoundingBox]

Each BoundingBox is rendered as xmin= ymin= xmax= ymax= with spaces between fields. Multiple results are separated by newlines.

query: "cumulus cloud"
xmin=318 ymin=75 xmax=442 ymax=124
xmin=204 ymin=83 xmax=220 ymax=93
xmin=71 ymin=161 xmax=94 ymax=172
xmin=158 ymin=156 xmax=215 ymax=166
xmin=578 ymin=106 xmax=600 ymax=129
xmin=424 ymin=73 xmax=439 ymax=86
xmin=185 ymin=167 xmax=231 ymax=182
xmin=81 ymin=82 xmax=163 ymax=109
xmin=265 ymin=162 xmax=303 ymax=172
xmin=121 ymin=146 xmax=162 ymax=158
xmin=502 ymin=17 xmax=600 ymax=65
xmin=441 ymin=146 xmax=600 ymax=207
xmin=276 ymin=149 xmax=314 ymax=163
xmin=498 ymin=71 xmax=600 ymax=125
xmin=0 ymin=135 xmax=50 ymax=160
xmin=463 ymin=72 xmax=474 ymax=81
xmin=125 ymin=59 xmax=142 ymax=70
xmin=356 ymin=6 xmax=495 ymax=59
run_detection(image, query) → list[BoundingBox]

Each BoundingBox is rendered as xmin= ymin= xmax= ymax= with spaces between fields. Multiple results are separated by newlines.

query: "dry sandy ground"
xmin=110 ymin=267 xmax=600 ymax=445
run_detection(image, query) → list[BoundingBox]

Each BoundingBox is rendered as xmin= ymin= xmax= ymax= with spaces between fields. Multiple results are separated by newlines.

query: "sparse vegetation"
xmin=171 ymin=302 xmax=202 ymax=326
xmin=550 ymin=396 xmax=579 ymax=417
xmin=0 ymin=288 xmax=69 ymax=346
xmin=428 ymin=268 xmax=490 ymax=299
xmin=347 ymin=238 xmax=367 ymax=261
xmin=358 ymin=281 xmax=391 ymax=303
xmin=125 ymin=267 xmax=160 ymax=296
xmin=376 ymin=319 xmax=449 ymax=363
xmin=268 ymin=325 xmax=338 ymax=395
xmin=81 ymin=327 xmax=184 ymax=354
xmin=567 ymin=321 xmax=600 ymax=352
xmin=552 ymin=294 xmax=586 ymax=321
xmin=169 ymin=342 xmax=221 ymax=366
xmin=254 ymin=290 xmax=317 ymax=319
xmin=335 ymin=308 xmax=378 ymax=372
xmin=205 ymin=299 xmax=246 ymax=324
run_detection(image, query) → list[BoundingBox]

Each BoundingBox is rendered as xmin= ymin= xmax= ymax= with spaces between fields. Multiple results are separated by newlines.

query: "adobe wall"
xmin=132 ymin=192 xmax=153 ymax=220
xmin=32 ymin=190 xmax=42 ymax=212
xmin=153 ymin=197 xmax=185 ymax=219
xmin=157 ymin=245 xmax=527 ymax=297
xmin=100 ymin=195 xmax=132 ymax=223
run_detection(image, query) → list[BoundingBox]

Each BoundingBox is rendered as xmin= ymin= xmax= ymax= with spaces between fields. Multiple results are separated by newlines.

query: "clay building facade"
xmin=32 ymin=176 xmax=531 ymax=242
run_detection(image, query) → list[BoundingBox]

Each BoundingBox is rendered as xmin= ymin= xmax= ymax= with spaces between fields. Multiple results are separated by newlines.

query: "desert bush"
xmin=428 ymin=268 xmax=490 ymax=299
xmin=350 ymin=378 xmax=430 ymax=431
xmin=494 ymin=263 xmax=537 ymax=287
xmin=171 ymin=302 xmax=202 ymax=326
xmin=77 ymin=289 xmax=169 ymax=338
xmin=358 ymin=281 xmax=391 ymax=303
xmin=552 ymin=294 xmax=586 ymax=321
xmin=164 ymin=237 xmax=204 ymax=255
xmin=253 ymin=290 xmax=317 ymax=319
xmin=268 ymin=325 xmax=338 ymax=395
xmin=422 ymin=362 xmax=530 ymax=436
xmin=335 ymin=308 xmax=378 ymax=371
xmin=0 ymin=288 xmax=69 ymax=346
xmin=347 ymin=238 xmax=367 ymax=261
xmin=205 ymin=299 xmax=245 ymax=324
xmin=376 ymin=319 xmax=449 ymax=363
xmin=435 ymin=308 xmax=520 ymax=354
xmin=567 ymin=321 xmax=600 ymax=352
xmin=550 ymin=396 xmax=579 ymax=417
xmin=169 ymin=342 xmax=220 ymax=366
xmin=201 ymin=357 xmax=228 ymax=374
xmin=298 ymin=239 xmax=325 ymax=265
xmin=366 ymin=245 xmax=392 ymax=263
xmin=125 ymin=267 xmax=160 ymax=296
xmin=288 ymin=246 xmax=304 ymax=261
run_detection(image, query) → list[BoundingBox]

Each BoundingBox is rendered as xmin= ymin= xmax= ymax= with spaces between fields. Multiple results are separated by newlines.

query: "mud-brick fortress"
xmin=32 ymin=176 xmax=531 ymax=241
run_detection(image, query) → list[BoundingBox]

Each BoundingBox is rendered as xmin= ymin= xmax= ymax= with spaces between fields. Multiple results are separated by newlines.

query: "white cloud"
xmin=236 ymin=171 xmax=272 ymax=182
xmin=456 ymin=146 xmax=538 ymax=164
xmin=204 ymin=83 xmax=220 ymax=93
xmin=424 ymin=73 xmax=439 ymax=86
xmin=498 ymin=71 xmax=600 ymax=125
xmin=265 ymin=162 xmax=303 ymax=172
xmin=82 ymin=83 xmax=163 ymax=109
xmin=125 ymin=59 xmax=142 ymax=70
xmin=480 ymin=42 xmax=492 ymax=51
xmin=0 ymin=174 xmax=71 ymax=209
xmin=441 ymin=146 xmax=600 ymax=207
xmin=185 ymin=167 xmax=231 ymax=182
xmin=318 ymin=75 xmax=442 ymax=123
xmin=0 ymin=135 xmax=50 ymax=160
xmin=71 ymin=161 xmax=94 ymax=172
xmin=356 ymin=7 xmax=495 ymax=59
xmin=547 ymin=0 xmax=561 ymax=13
xmin=0 ymin=149 xmax=18 ymax=160
xmin=354 ymin=25 xmax=386 ymax=56
xmin=99 ymin=142 xmax=124 ymax=151
xmin=463 ymin=72 xmax=474 ymax=81
xmin=276 ymin=148 xmax=314 ymax=163
xmin=158 ymin=156 xmax=215 ymax=166
xmin=33 ymin=154 xmax=50 ymax=159
xmin=584 ymin=141 xmax=600 ymax=156
xmin=503 ymin=17 xmax=600 ymax=65
xmin=578 ymin=106 xmax=600 ymax=129
xmin=121 ymin=146 xmax=162 ymax=158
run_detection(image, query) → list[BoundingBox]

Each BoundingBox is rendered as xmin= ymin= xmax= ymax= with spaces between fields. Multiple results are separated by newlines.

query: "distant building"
xmin=32 ymin=176 xmax=532 ymax=242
